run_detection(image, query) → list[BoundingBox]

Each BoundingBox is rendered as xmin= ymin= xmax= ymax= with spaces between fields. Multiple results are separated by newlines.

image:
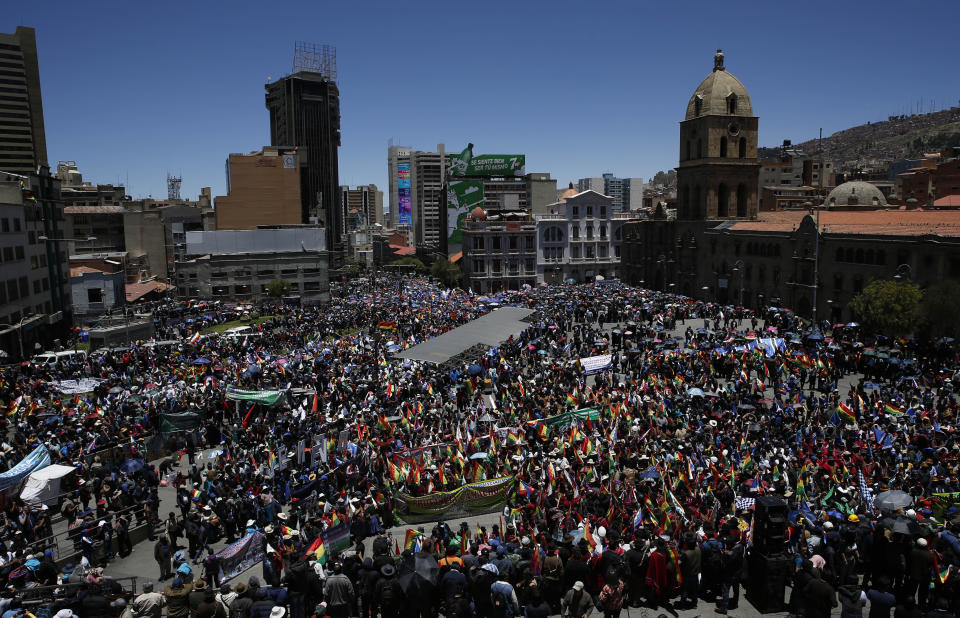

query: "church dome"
xmin=684 ymin=50 xmax=754 ymax=121
xmin=470 ymin=206 xmax=486 ymax=220
xmin=825 ymin=181 xmax=887 ymax=207
xmin=560 ymin=182 xmax=578 ymax=200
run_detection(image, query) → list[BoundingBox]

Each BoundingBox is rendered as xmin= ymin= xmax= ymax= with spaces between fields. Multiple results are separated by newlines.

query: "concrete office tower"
xmin=265 ymin=71 xmax=341 ymax=254
xmin=387 ymin=146 xmax=411 ymax=230
xmin=339 ymin=184 xmax=383 ymax=231
xmin=0 ymin=27 xmax=48 ymax=175
xmin=576 ymin=174 xmax=644 ymax=211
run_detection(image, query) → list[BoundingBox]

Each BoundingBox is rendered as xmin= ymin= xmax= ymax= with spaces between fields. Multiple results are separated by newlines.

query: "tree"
xmin=390 ymin=256 xmax=427 ymax=273
xmin=920 ymin=280 xmax=960 ymax=337
xmin=265 ymin=279 xmax=291 ymax=298
xmin=342 ymin=258 xmax=365 ymax=279
xmin=430 ymin=259 xmax=463 ymax=288
xmin=848 ymin=279 xmax=922 ymax=336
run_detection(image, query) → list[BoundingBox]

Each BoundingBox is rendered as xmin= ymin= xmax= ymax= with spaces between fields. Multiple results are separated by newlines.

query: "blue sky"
xmin=12 ymin=0 xmax=960 ymax=201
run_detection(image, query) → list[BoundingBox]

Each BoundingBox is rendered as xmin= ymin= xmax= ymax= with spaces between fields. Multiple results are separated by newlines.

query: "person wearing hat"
xmin=906 ymin=537 xmax=934 ymax=610
xmin=229 ymin=584 xmax=253 ymax=618
xmin=375 ymin=564 xmax=400 ymax=618
xmin=132 ymin=581 xmax=166 ymax=618
xmin=188 ymin=579 xmax=208 ymax=616
xmin=561 ymin=581 xmax=594 ymax=618
xmin=164 ymin=577 xmax=193 ymax=618
xmin=323 ymin=562 xmax=355 ymax=618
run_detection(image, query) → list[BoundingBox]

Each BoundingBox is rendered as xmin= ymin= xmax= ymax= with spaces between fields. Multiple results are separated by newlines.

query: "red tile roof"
xmin=69 ymin=266 xmax=106 ymax=277
xmin=934 ymin=195 xmax=960 ymax=208
xmin=389 ymin=244 xmax=416 ymax=256
xmin=125 ymin=281 xmax=172 ymax=302
xmin=727 ymin=209 xmax=960 ymax=237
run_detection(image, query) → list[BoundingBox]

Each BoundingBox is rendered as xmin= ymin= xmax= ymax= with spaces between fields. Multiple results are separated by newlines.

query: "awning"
xmin=20 ymin=464 xmax=76 ymax=506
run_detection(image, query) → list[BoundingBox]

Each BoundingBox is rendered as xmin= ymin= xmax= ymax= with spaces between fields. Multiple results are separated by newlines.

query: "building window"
xmin=13 ymin=218 xmax=20 ymax=232
xmin=571 ymin=246 xmax=580 ymax=259
xmin=586 ymin=225 xmax=593 ymax=239
xmin=572 ymin=207 xmax=579 ymax=218
xmin=586 ymin=246 xmax=595 ymax=259
xmin=526 ymin=259 xmax=535 ymax=272
xmin=18 ymin=277 xmax=27 ymax=297
xmin=586 ymin=206 xmax=593 ymax=218
xmin=739 ymin=137 xmax=747 ymax=159
xmin=1 ymin=218 xmax=7 ymax=232
xmin=525 ymin=235 xmax=534 ymax=249
xmin=694 ymin=97 xmax=702 ymax=116
xmin=509 ymin=236 xmax=517 ymax=250
xmin=2 ymin=247 xmax=11 ymax=261
xmin=727 ymin=94 xmax=737 ymax=114
xmin=474 ymin=237 xmax=484 ymax=250
xmin=572 ymin=226 xmax=579 ymax=239
xmin=87 ymin=288 xmax=103 ymax=303
xmin=599 ymin=225 xmax=607 ymax=238
xmin=600 ymin=207 xmax=606 ymax=218
xmin=14 ymin=246 xmax=23 ymax=260
xmin=473 ymin=260 xmax=484 ymax=273
xmin=720 ymin=136 xmax=728 ymax=158
xmin=615 ymin=246 xmax=621 ymax=258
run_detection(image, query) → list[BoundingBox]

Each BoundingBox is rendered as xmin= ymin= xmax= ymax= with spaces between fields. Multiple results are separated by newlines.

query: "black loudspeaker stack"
xmin=746 ymin=496 xmax=790 ymax=613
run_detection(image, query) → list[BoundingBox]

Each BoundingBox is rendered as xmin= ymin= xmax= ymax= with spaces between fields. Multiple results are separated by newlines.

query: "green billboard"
xmin=447 ymin=180 xmax=484 ymax=246
xmin=449 ymin=144 xmax=525 ymax=177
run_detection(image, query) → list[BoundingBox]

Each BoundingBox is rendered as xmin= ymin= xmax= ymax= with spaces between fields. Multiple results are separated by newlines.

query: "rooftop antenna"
xmin=293 ymin=41 xmax=337 ymax=82
xmin=167 ymin=172 xmax=182 ymax=201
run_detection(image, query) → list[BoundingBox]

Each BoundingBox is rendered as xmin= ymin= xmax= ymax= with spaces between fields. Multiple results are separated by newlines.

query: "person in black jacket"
xmin=376 ymin=565 xmax=400 ymax=618
xmin=358 ymin=557 xmax=381 ymax=618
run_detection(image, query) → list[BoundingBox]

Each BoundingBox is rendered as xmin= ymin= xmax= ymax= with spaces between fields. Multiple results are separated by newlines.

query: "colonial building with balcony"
xmin=460 ymin=207 xmax=538 ymax=293
xmin=536 ymin=187 xmax=633 ymax=285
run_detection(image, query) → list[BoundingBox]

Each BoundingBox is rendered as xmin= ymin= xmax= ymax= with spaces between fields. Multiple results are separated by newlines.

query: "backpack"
xmin=492 ymin=586 xmax=513 ymax=618
xmin=379 ymin=578 xmax=396 ymax=607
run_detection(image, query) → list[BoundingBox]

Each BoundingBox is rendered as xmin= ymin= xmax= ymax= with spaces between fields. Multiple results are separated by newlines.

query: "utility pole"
xmin=812 ymin=128 xmax=823 ymax=330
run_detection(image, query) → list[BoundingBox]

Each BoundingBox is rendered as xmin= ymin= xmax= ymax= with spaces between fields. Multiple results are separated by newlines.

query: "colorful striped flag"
xmin=837 ymin=402 xmax=856 ymax=423
xmin=884 ymin=403 xmax=904 ymax=416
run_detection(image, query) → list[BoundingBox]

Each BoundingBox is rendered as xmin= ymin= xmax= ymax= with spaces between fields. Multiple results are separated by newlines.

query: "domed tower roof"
xmin=470 ymin=206 xmax=486 ymax=220
xmin=684 ymin=49 xmax=754 ymax=121
xmin=560 ymin=182 xmax=578 ymax=200
xmin=825 ymin=181 xmax=887 ymax=207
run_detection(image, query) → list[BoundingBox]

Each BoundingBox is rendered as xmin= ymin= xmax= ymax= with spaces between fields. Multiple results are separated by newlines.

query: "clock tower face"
xmin=728 ymin=122 xmax=740 ymax=136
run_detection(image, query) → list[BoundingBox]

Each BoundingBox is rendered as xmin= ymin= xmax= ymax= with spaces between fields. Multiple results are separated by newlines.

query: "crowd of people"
xmin=1 ymin=274 xmax=960 ymax=618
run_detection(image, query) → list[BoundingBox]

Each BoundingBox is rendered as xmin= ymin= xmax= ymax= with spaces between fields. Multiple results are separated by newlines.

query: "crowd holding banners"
xmin=1 ymin=274 xmax=960 ymax=617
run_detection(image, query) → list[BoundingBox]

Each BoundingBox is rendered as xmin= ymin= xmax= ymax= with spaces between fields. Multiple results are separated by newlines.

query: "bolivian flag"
xmin=837 ymin=402 xmax=856 ymax=423
xmin=884 ymin=403 xmax=904 ymax=416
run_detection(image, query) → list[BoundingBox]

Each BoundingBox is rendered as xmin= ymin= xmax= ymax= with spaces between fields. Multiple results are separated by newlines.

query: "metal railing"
xmin=16 ymin=576 xmax=141 ymax=606
xmin=29 ymin=503 xmax=149 ymax=562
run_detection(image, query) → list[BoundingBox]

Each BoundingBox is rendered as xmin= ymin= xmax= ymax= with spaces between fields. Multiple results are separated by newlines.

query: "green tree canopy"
xmin=848 ymin=279 xmax=922 ymax=336
xmin=390 ymin=256 xmax=427 ymax=272
xmin=919 ymin=280 xmax=960 ymax=337
xmin=430 ymin=259 xmax=463 ymax=288
xmin=265 ymin=279 xmax=291 ymax=298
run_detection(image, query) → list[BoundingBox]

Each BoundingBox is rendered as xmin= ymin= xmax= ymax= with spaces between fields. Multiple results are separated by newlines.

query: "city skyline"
xmin=9 ymin=0 xmax=960 ymax=202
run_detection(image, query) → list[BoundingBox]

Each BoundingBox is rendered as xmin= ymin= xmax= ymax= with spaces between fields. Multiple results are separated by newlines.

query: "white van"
xmin=33 ymin=350 xmax=88 ymax=367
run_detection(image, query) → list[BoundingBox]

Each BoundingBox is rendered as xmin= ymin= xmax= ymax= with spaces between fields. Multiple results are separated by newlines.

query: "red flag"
xmin=312 ymin=394 xmax=319 ymax=413
xmin=394 ymin=538 xmax=400 ymax=555
xmin=242 ymin=403 xmax=256 ymax=428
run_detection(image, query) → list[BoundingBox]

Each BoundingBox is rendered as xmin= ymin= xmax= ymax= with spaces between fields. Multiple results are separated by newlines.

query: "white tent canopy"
xmin=19 ymin=464 xmax=75 ymax=507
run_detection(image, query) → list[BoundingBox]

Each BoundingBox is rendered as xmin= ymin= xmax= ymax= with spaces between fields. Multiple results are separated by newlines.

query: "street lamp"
xmin=0 ymin=315 xmax=29 ymax=360
xmin=893 ymin=264 xmax=912 ymax=281
xmin=732 ymin=259 xmax=745 ymax=307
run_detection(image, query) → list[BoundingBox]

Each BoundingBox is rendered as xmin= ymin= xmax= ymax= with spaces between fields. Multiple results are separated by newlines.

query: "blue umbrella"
xmin=687 ymin=388 xmax=705 ymax=397
xmin=119 ymin=458 xmax=144 ymax=474
xmin=806 ymin=332 xmax=824 ymax=341
xmin=193 ymin=357 xmax=211 ymax=365
xmin=846 ymin=322 xmax=860 ymax=328
xmin=467 ymin=364 xmax=483 ymax=376
xmin=863 ymin=382 xmax=882 ymax=390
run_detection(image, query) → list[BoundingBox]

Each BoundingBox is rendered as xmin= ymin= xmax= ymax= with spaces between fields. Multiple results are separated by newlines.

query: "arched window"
xmin=738 ymin=137 xmax=747 ymax=159
xmin=718 ymin=183 xmax=729 ymax=217
xmin=727 ymin=94 xmax=738 ymax=114
xmin=720 ymin=136 xmax=728 ymax=158
xmin=736 ymin=183 xmax=747 ymax=218
xmin=697 ymin=139 xmax=702 ymax=159
xmin=694 ymin=97 xmax=703 ymax=117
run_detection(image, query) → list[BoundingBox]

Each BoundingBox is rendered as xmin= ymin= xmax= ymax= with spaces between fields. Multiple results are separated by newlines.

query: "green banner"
xmin=541 ymin=408 xmax=601 ymax=427
xmin=160 ymin=411 xmax=202 ymax=434
xmin=449 ymin=144 xmax=525 ymax=177
xmin=447 ymin=180 xmax=484 ymax=245
xmin=225 ymin=386 xmax=286 ymax=407
xmin=395 ymin=476 xmax=515 ymax=524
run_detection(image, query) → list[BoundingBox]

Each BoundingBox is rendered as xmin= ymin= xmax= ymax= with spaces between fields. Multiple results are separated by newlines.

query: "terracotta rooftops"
xmin=726 ymin=209 xmax=960 ymax=237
